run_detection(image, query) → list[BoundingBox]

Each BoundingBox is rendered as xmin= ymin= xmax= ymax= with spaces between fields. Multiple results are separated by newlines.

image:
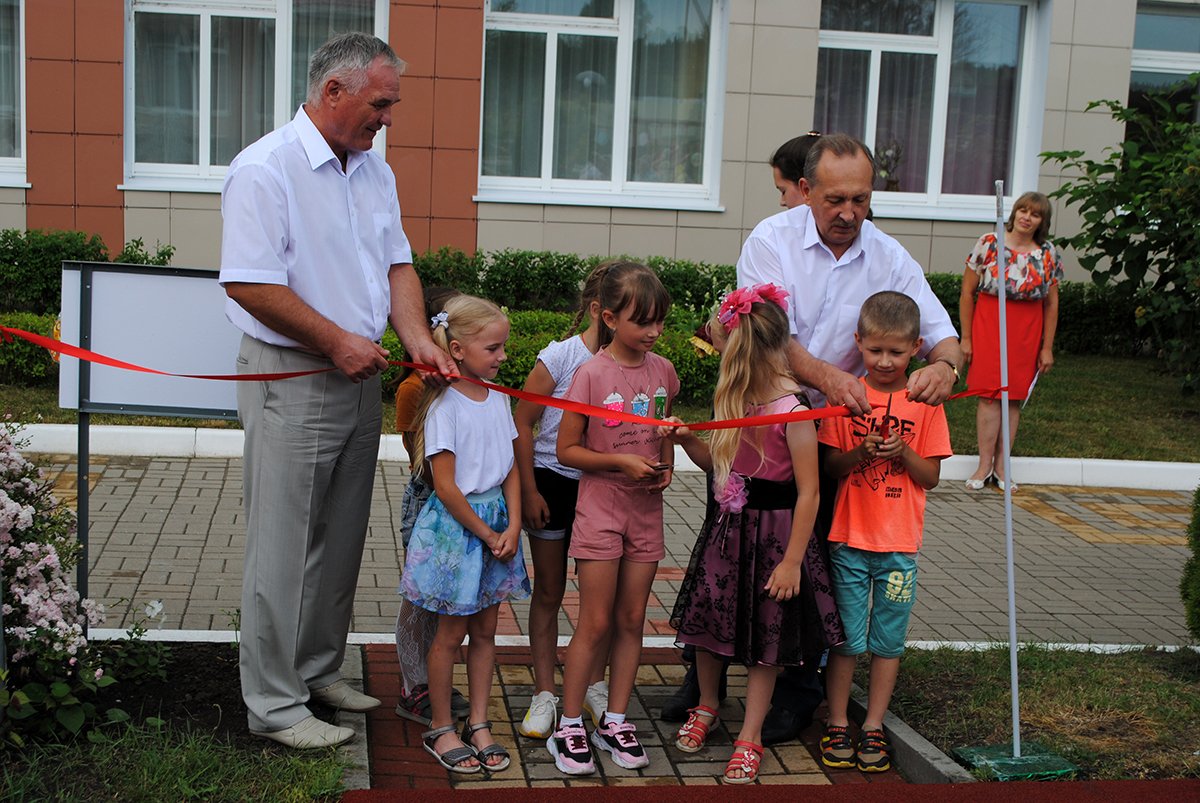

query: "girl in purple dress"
xmin=663 ymin=284 xmax=844 ymax=784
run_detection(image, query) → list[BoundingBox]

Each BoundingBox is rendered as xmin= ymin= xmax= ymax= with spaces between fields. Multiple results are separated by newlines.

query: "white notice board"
xmin=59 ymin=262 xmax=241 ymax=418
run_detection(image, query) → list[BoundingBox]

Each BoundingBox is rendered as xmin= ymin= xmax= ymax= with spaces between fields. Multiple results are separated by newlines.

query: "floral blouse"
xmin=966 ymin=233 xmax=1063 ymax=302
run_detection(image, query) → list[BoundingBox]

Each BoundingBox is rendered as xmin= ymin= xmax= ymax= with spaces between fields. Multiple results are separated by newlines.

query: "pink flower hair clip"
xmin=715 ymin=283 xmax=790 ymax=332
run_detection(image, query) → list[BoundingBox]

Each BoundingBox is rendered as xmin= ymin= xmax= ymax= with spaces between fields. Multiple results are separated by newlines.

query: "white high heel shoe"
xmin=994 ymin=475 xmax=1018 ymax=493
xmin=964 ymin=472 xmax=991 ymax=491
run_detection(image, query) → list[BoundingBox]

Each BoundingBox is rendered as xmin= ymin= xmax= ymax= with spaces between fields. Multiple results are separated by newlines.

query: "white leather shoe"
xmin=994 ymin=476 xmax=1018 ymax=493
xmin=310 ymin=680 xmax=381 ymax=712
xmin=964 ymin=476 xmax=988 ymax=491
xmin=250 ymin=715 xmax=355 ymax=749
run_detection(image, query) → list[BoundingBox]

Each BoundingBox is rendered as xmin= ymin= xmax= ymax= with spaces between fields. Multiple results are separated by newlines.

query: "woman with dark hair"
xmin=769 ymin=131 xmax=821 ymax=209
xmin=959 ymin=191 xmax=1062 ymax=493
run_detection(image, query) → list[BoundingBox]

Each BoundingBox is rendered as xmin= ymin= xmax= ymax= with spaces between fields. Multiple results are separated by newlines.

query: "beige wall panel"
xmin=1040 ymin=109 xmax=1067 ymax=153
xmin=876 ymin=218 xmax=933 ymax=237
xmin=1050 ymin=0 xmax=1076 ymax=44
xmin=476 ymin=202 xmax=544 ymax=222
xmin=169 ymin=191 xmax=221 ymax=211
xmin=1062 ymin=110 xmax=1124 ymax=164
xmin=726 ymin=23 xmax=755 ymax=94
xmin=609 ymin=224 xmax=678 ymax=259
xmin=612 ymin=208 xmax=678 ymax=226
xmin=680 ymin=160 xmax=746 ymax=230
xmin=929 ymin=232 xmax=981 ymax=276
xmin=742 ymin=161 xmax=782 ymax=227
xmin=477 ymin=219 xmax=544 ymax=252
xmin=891 ymin=233 xmax=933 ymax=270
xmin=750 ymin=27 xmax=810 ymax=97
xmin=168 ymin=207 xmax=223 ymax=268
xmin=543 ymin=205 xmax=611 ymax=224
xmin=932 ymin=220 xmax=990 ymax=241
xmin=729 ymin=0 xmax=756 ymax=26
xmin=1070 ymin=0 xmax=1136 ymax=48
xmin=1045 ymin=44 xmax=1071 ymax=111
xmin=0 ymin=188 xmax=24 ymax=229
xmin=722 ymin=91 xmax=751 ymax=162
xmin=754 ymin=0 xmax=816 ymax=27
xmin=1065 ymin=45 xmax=1133 ymax=111
xmin=746 ymin=95 xmax=816 ymax=170
xmin=123 ymin=206 xmax=172 ymax=253
xmin=674 ymin=225 xmax=743 ymax=266
xmin=542 ymin=222 xmax=610 ymax=257
xmin=123 ymin=190 xmax=170 ymax=210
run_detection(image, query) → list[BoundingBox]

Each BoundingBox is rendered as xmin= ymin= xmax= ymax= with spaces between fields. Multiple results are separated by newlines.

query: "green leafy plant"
xmin=1181 ymin=485 xmax=1200 ymax=642
xmin=1043 ymin=76 xmax=1200 ymax=392
xmin=0 ymin=312 xmax=58 ymax=386
xmin=99 ymin=600 xmax=172 ymax=686
xmin=413 ymin=246 xmax=483 ymax=296
xmin=112 ymin=238 xmax=175 ymax=267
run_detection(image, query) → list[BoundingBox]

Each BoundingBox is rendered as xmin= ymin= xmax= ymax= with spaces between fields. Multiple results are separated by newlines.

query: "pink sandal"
xmin=674 ymin=705 xmax=719 ymax=753
xmin=723 ymin=740 xmax=763 ymax=784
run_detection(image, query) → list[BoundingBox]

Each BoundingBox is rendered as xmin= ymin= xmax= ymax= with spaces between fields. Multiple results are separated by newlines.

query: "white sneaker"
xmin=309 ymin=679 xmax=381 ymax=712
xmin=583 ymin=680 xmax=609 ymax=728
xmin=250 ymin=715 xmax=355 ymax=749
xmin=519 ymin=689 xmax=559 ymax=738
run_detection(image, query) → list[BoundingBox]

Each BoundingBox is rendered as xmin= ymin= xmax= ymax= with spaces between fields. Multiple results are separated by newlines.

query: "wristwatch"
xmin=934 ymin=357 xmax=959 ymax=382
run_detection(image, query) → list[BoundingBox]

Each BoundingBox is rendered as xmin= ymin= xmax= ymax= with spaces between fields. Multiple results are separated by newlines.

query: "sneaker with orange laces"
xmin=820 ymin=723 xmax=856 ymax=768
xmin=856 ymin=727 xmax=892 ymax=773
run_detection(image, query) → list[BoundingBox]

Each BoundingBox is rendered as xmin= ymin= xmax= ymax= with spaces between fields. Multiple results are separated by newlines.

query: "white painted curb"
xmin=19 ymin=423 xmax=1200 ymax=491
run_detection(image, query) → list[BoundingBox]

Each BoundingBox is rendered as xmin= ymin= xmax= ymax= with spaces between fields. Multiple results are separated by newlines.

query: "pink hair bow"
xmin=715 ymin=283 xmax=790 ymax=332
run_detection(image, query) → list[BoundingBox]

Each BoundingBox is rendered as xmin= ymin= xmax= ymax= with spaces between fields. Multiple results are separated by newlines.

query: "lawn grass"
xmin=5 ymin=352 xmax=1200 ymax=461
xmin=0 ymin=722 xmax=345 ymax=802
xmin=876 ymin=645 xmax=1200 ymax=780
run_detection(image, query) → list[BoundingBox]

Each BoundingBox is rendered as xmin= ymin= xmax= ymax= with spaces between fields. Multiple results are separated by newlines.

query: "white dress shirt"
xmin=219 ymin=107 xmax=413 ymax=347
xmin=736 ymin=205 xmax=958 ymax=406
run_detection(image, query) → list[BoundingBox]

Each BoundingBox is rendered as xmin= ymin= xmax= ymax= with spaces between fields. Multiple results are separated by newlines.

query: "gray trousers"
xmin=236 ymin=335 xmax=382 ymax=731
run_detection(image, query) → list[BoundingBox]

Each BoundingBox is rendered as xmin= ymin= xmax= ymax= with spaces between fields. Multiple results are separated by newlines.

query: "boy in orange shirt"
xmin=816 ymin=291 xmax=952 ymax=774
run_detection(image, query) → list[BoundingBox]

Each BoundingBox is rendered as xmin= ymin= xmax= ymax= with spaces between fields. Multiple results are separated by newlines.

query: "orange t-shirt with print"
xmin=817 ymin=378 xmax=952 ymax=553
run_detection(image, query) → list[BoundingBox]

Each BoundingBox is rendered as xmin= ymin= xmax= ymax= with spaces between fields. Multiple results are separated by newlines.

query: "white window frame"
xmin=817 ymin=0 xmax=1046 ymax=223
xmin=0 ymin=0 xmax=26 ymax=188
xmin=475 ymin=0 xmax=728 ymax=212
xmin=121 ymin=0 xmax=387 ymax=194
xmin=1130 ymin=3 xmax=1200 ymax=85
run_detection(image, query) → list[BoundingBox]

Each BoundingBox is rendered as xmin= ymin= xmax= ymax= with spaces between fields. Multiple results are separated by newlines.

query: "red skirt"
xmin=965 ymin=292 xmax=1043 ymax=401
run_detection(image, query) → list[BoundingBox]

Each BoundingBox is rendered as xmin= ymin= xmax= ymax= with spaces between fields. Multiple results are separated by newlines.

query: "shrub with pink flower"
xmin=0 ymin=417 xmax=113 ymax=745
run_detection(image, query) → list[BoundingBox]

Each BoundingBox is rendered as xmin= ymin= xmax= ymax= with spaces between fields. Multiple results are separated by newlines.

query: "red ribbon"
xmin=0 ymin=325 xmax=1002 ymax=432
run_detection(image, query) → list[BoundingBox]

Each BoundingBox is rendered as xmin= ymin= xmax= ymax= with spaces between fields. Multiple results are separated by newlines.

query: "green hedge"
xmin=925 ymin=272 xmax=1145 ymax=357
xmin=0 ymin=229 xmax=175 ymax=314
xmin=0 ymin=312 xmax=58 ymax=386
xmin=1181 ymin=485 xmax=1200 ymax=642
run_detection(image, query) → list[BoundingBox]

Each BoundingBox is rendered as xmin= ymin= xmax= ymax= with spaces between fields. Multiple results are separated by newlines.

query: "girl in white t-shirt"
xmin=400 ymin=294 xmax=531 ymax=775
xmin=513 ymin=263 xmax=614 ymax=739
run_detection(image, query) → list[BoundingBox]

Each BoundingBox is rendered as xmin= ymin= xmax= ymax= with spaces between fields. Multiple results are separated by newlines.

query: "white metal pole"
xmin=995 ymin=180 xmax=1021 ymax=757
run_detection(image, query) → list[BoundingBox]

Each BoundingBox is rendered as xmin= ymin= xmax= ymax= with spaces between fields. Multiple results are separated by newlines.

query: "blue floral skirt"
xmin=399 ymin=486 xmax=531 ymax=616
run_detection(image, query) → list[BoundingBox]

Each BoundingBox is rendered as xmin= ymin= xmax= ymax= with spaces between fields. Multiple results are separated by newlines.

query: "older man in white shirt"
xmin=220 ymin=33 xmax=454 ymax=749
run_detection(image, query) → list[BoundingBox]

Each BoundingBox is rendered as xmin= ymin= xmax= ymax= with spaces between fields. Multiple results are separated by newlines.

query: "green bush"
xmin=0 ymin=230 xmax=174 ymax=315
xmin=0 ymin=312 xmax=58 ymax=386
xmin=1181 ymin=485 xmax=1200 ymax=642
xmin=482 ymin=250 xmax=587 ymax=312
xmin=1044 ymin=77 xmax=1200 ymax=392
xmin=924 ymin=273 xmax=1144 ymax=358
xmin=412 ymin=246 xmax=483 ymax=296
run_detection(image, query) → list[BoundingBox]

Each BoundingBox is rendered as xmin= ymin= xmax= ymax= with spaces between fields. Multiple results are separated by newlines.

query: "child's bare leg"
xmin=426 ymin=614 xmax=475 ymax=766
xmin=694 ymin=649 xmax=724 ymax=712
xmin=863 ymin=655 xmax=900 ymax=731
xmin=605 ymin=559 xmax=657 ymax=716
xmin=724 ymin=665 xmax=781 ymax=779
xmin=562 ymin=559 xmax=619 ymax=718
xmin=465 ymin=605 xmax=503 ymax=764
xmin=528 ymin=536 xmax=568 ymax=693
xmin=824 ymin=652 xmax=857 ymax=728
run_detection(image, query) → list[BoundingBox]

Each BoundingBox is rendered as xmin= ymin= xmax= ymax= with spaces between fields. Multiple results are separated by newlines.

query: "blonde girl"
xmin=665 ymin=284 xmax=844 ymax=783
xmin=399 ymin=294 xmax=530 ymax=774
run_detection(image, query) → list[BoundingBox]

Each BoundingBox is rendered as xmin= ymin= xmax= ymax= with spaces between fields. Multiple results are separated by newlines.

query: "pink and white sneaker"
xmin=547 ymin=721 xmax=595 ymax=775
xmin=591 ymin=717 xmax=650 ymax=769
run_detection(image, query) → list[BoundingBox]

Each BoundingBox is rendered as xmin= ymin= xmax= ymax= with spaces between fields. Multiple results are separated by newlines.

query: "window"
xmin=814 ymin=0 xmax=1041 ymax=219
xmin=1129 ymin=2 xmax=1200 ymax=134
xmin=126 ymin=0 xmax=379 ymax=191
xmin=478 ymin=0 xmax=727 ymax=211
xmin=0 ymin=0 xmax=23 ymax=184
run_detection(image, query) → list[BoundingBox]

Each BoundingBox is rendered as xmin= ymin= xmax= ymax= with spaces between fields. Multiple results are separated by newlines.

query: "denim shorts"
xmin=828 ymin=544 xmax=917 ymax=658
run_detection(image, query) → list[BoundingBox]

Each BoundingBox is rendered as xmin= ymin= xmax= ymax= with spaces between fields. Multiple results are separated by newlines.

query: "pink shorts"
xmin=569 ymin=478 xmax=665 ymax=563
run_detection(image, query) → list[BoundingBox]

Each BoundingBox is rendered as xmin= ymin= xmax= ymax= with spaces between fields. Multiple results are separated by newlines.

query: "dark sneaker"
xmin=547 ymin=722 xmax=595 ymax=775
xmin=395 ymin=684 xmax=432 ymax=726
xmin=856 ymin=728 xmax=892 ymax=773
xmin=450 ymin=687 xmax=470 ymax=720
xmin=820 ymin=723 xmax=855 ymax=768
xmin=591 ymin=717 xmax=650 ymax=769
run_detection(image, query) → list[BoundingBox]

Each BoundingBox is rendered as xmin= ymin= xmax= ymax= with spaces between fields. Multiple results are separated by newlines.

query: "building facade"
xmin=0 ymin=0 xmax=1194 ymax=279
